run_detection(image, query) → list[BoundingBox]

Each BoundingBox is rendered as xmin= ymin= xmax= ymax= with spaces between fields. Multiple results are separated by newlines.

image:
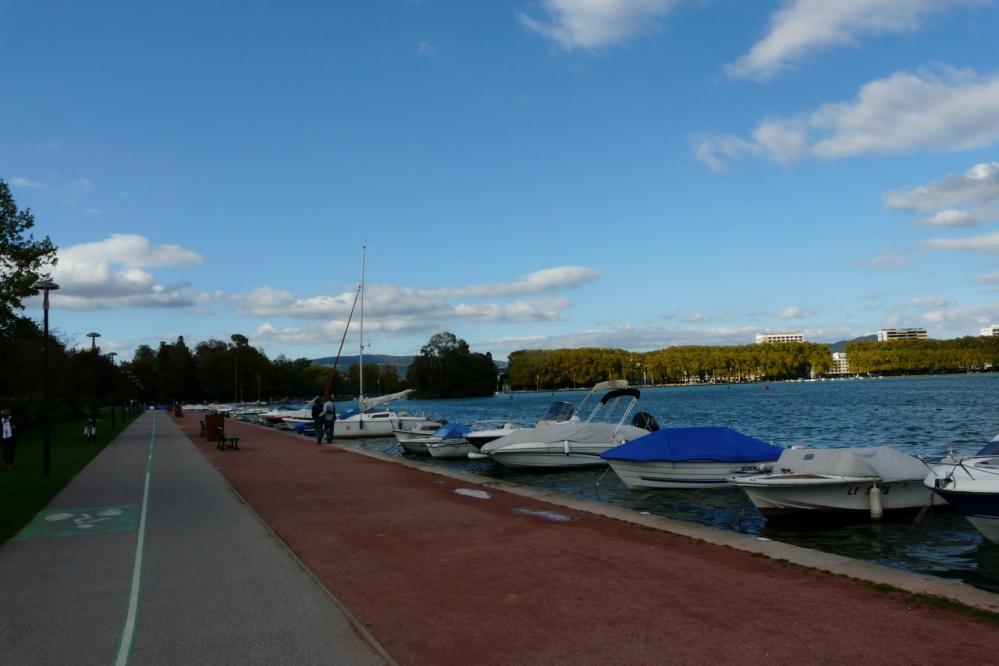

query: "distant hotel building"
xmin=830 ymin=352 xmax=850 ymax=374
xmin=755 ymin=332 xmax=805 ymax=344
xmin=982 ymin=324 xmax=999 ymax=337
xmin=877 ymin=328 xmax=927 ymax=341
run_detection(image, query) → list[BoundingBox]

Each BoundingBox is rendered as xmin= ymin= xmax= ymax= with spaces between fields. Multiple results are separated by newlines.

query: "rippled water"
xmin=336 ymin=375 xmax=999 ymax=592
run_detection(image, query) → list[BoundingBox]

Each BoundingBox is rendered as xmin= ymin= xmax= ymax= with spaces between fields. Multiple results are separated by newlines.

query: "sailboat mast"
xmin=359 ymin=245 xmax=366 ymax=417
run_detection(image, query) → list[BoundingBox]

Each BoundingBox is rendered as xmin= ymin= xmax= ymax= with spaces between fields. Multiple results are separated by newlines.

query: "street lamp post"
xmin=86 ymin=332 xmax=101 ymax=424
xmin=107 ymin=352 xmax=117 ymax=430
xmin=35 ymin=280 xmax=60 ymax=477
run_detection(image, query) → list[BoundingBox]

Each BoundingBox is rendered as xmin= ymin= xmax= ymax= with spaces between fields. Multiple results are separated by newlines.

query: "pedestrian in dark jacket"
xmin=2 ymin=409 xmax=16 ymax=471
xmin=310 ymin=397 xmax=324 ymax=444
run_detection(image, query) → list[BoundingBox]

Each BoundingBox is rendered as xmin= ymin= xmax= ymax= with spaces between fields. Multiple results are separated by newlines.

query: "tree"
xmin=407 ymin=331 xmax=496 ymax=398
xmin=0 ymin=179 xmax=57 ymax=334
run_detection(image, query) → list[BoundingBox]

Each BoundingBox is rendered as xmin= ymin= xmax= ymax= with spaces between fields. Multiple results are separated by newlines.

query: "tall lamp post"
xmin=35 ymin=280 xmax=60 ymax=477
xmin=86 ymin=332 xmax=100 ymax=423
xmin=107 ymin=352 xmax=117 ymax=430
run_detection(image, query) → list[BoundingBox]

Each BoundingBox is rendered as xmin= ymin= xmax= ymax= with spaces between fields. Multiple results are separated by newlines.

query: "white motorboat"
xmin=394 ymin=420 xmax=446 ymax=453
xmin=602 ymin=426 xmax=783 ymax=489
xmin=426 ymin=423 xmax=474 ymax=459
xmin=465 ymin=380 xmax=626 ymax=452
xmin=730 ymin=446 xmax=944 ymax=520
xmin=258 ymin=398 xmax=318 ymax=428
xmin=479 ymin=387 xmax=658 ymax=469
xmin=924 ymin=434 xmax=999 ymax=543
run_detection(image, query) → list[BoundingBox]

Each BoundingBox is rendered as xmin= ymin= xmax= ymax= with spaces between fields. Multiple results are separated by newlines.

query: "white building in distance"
xmin=831 ymin=352 xmax=849 ymax=374
xmin=877 ymin=328 xmax=927 ymax=341
xmin=755 ymin=332 xmax=805 ymax=344
xmin=982 ymin=324 xmax=999 ymax=336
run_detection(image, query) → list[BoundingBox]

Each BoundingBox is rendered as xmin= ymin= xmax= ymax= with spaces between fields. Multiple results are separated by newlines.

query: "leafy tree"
xmin=0 ymin=179 xmax=57 ymax=334
xmin=407 ymin=331 xmax=496 ymax=398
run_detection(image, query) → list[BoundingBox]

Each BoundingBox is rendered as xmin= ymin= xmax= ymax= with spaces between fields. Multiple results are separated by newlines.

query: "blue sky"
xmin=4 ymin=0 xmax=999 ymax=362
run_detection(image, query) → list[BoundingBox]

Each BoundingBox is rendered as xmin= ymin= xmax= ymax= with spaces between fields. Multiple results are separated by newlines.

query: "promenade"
xmin=3 ymin=410 xmax=999 ymax=665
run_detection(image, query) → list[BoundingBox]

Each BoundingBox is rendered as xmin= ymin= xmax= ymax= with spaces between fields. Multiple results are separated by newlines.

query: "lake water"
xmin=340 ymin=374 xmax=999 ymax=593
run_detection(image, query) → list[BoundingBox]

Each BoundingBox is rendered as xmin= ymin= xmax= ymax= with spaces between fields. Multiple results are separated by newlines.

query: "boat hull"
xmin=736 ymin=477 xmax=942 ymax=517
xmin=608 ymin=460 xmax=769 ymax=489
xmin=931 ymin=487 xmax=999 ymax=543
xmin=427 ymin=439 xmax=473 ymax=459
xmin=333 ymin=414 xmax=425 ymax=439
xmin=486 ymin=442 xmax=611 ymax=469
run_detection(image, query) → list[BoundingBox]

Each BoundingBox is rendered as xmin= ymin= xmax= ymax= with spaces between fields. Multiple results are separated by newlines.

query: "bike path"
xmin=0 ymin=412 xmax=389 ymax=665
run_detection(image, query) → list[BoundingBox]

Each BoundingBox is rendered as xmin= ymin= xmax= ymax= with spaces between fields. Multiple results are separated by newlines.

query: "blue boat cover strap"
xmin=601 ymin=426 xmax=782 ymax=463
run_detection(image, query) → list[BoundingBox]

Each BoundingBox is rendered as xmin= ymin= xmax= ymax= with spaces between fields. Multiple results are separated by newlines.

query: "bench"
xmin=217 ymin=427 xmax=240 ymax=451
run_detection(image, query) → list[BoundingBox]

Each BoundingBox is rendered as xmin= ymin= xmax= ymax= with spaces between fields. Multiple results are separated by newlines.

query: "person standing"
xmin=320 ymin=395 xmax=337 ymax=443
xmin=310 ymin=397 xmax=324 ymax=445
xmin=2 ymin=409 xmax=16 ymax=472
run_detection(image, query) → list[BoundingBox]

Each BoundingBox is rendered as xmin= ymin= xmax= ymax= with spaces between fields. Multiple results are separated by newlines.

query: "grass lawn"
xmin=0 ymin=410 xmax=139 ymax=544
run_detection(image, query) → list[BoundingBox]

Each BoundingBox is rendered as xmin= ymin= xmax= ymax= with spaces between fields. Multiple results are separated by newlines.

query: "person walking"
xmin=2 ymin=409 xmax=16 ymax=471
xmin=320 ymin=395 xmax=337 ymax=444
xmin=310 ymin=397 xmax=324 ymax=445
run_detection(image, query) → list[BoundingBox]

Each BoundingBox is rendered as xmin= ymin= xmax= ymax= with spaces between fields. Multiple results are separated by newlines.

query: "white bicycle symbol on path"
xmin=44 ymin=508 xmax=125 ymax=530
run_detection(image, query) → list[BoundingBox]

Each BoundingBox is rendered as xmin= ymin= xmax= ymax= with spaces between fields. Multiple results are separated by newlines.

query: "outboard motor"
xmin=631 ymin=411 xmax=660 ymax=432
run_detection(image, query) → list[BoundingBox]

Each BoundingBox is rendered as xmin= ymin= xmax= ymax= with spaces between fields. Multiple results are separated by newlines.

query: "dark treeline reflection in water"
xmin=346 ymin=374 xmax=999 ymax=592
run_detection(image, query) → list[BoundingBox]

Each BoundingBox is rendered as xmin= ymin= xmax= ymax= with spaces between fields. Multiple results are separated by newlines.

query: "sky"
xmin=3 ymin=0 xmax=999 ymax=362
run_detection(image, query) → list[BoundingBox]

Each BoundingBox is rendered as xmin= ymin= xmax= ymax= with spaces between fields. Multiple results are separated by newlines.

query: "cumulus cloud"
xmin=919 ymin=303 xmax=999 ymax=327
xmin=728 ymin=0 xmax=989 ymax=81
xmin=885 ymin=162 xmax=999 ymax=211
xmin=777 ymin=306 xmax=813 ymax=319
xmin=47 ymin=234 xmax=208 ymax=310
xmin=427 ymin=266 xmax=600 ymax=297
xmin=696 ymin=68 xmax=999 ymax=170
xmin=858 ymin=251 xmax=909 ymax=270
xmin=923 ymin=231 xmax=999 ymax=253
xmin=9 ymin=176 xmax=49 ymax=189
xmin=518 ymin=0 xmax=679 ymax=50
xmin=977 ymin=272 xmax=999 ymax=284
xmin=227 ymin=265 xmax=599 ymax=343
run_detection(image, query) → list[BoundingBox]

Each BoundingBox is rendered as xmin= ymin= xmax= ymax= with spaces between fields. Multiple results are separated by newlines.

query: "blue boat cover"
xmin=601 ymin=426 xmax=783 ymax=463
xmin=432 ymin=422 xmax=471 ymax=439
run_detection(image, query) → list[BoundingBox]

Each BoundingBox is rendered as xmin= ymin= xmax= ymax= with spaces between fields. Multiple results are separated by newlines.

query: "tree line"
xmin=844 ymin=337 xmax=999 ymax=375
xmin=506 ymin=343 xmax=834 ymax=390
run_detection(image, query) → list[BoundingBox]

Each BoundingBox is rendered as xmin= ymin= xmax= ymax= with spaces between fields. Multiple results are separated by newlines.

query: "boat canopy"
xmin=541 ymin=401 xmax=574 ymax=423
xmin=768 ymin=445 xmax=929 ymax=483
xmin=977 ymin=433 xmax=999 ymax=456
xmin=601 ymin=426 xmax=782 ymax=463
xmin=599 ymin=388 xmax=640 ymax=404
xmin=432 ymin=423 xmax=471 ymax=439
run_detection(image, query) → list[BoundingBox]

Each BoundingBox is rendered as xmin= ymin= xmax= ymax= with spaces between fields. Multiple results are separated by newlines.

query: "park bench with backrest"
xmin=217 ymin=426 xmax=240 ymax=451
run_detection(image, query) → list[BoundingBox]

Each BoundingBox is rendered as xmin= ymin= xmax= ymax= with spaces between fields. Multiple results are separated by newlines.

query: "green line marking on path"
xmin=114 ymin=412 xmax=156 ymax=666
xmin=13 ymin=504 xmax=138 ymax=541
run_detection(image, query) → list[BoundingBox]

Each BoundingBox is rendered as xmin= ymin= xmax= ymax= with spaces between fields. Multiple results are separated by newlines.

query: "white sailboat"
xmin=331 ymin=246 xmax=422 ymax=439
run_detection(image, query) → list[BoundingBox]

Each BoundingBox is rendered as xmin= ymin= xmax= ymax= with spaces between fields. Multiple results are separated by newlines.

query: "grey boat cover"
xmin=772 ymin=446 xmax=927 ymax=483
xmin=480 ymin=422 xmax=649 ymax=453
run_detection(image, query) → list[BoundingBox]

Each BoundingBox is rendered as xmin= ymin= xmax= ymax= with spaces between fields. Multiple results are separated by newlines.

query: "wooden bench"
xmin=217 ymin=427 xmax=240 ymax=451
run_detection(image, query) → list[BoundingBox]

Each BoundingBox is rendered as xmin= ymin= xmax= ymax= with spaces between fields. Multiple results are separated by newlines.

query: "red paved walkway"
xmin=176 ymin=413 xmax=999 ymax=665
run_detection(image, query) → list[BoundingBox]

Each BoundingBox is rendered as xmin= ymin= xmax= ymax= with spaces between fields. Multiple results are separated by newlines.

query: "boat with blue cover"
xmin=426 ymin=423 xmax=474 ymax=459
xmin=602 ymin=426 xmax=783 ymax=489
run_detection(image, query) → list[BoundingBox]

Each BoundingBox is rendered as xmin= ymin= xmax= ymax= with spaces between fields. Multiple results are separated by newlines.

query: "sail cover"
xmin=601 ymin=426 xmax=783 ymax=463
xmin=359 ymin=389 xmax=414 ymax=411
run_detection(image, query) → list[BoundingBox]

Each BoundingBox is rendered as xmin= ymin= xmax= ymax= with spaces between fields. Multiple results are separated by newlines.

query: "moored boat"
xmin=426 ymin=423 xmax=474 ymax=459
xmin=602 ymin=426 xmax=783 ymax=489
xmin=730 ymin=446 xmax=944 ymax=520
xmin=924 ymin=434 xmax=999 ymax=543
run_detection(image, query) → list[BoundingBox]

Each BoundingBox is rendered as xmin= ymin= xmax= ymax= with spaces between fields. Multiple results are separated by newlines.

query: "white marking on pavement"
xmin=454 ymin=488 xmax=491 ymax=500
xmin=115 ymin=414 xmax=156 ymax=666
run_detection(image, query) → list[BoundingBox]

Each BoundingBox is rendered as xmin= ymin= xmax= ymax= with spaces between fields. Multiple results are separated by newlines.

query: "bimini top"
xmin=432 ymin=422 xmax=471 ymax=439
xmin=601 ymin=426 xmax=782 ymax=463
xmin=600 ymin=388 xmax=640 ymax=404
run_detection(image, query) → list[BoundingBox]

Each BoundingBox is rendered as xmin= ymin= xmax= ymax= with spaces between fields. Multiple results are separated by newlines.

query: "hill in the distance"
xmin=828 ymin=335 xmax=877 ymax=353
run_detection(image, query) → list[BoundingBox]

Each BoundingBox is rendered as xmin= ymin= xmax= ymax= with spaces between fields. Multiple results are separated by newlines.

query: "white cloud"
xmin=70 ymin=177 xmax=93 ymax=193
xmin=9 ymin=176 xmax=49 ymax=189
xmin=920 ymin=303 xmax=999 ymax=327
xmin=859 ymin=252 xmax=909 ymax=270
xmin=778 ymin=306 xmax=812 ymax=319
xmin=427 ymin=266 xmax=600 ymax=297
xmin=916 ymin=209 xmax=980 ymax=228
xmin=923 ymin=231 xmax=999 ymax=253
xmin=47 ymin=234 xmax=208 ymax=310
xmin=696 ymin=68 xmax=999 ymax=169
xmin=977 ymin=272 xmax=999 ymax=284
xmin=727 ymin=0 xmax=989 ymax=81
xmin=884 ymin=162 xmax=999 ymax=212
xmin=518 ymin=0 xmax=679 ymax=50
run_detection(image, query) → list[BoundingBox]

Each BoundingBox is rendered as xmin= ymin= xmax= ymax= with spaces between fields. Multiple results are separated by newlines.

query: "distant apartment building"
xmin=982 ymin=324 xmax=999 ymax=337
xmin=755 ymin=332 xmax=805 ymax=344
xmin=877 ymin=328 xmax=927 ymax=341
xmin=831 ymin=352 xmax=850 ymax=374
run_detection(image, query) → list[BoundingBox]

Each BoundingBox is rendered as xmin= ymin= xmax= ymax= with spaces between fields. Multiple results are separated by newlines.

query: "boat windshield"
xmin=541 ymin=401 xmax=574 ymax=423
